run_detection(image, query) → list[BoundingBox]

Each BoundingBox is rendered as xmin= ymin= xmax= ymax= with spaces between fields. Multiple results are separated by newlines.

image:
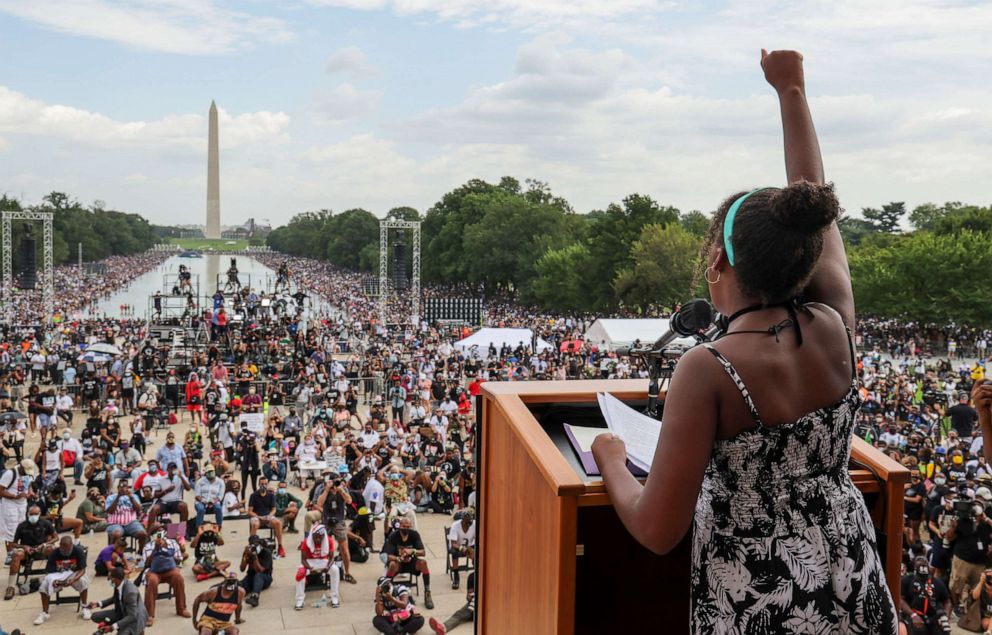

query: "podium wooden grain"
xmin=476 ymin=379 xmax=909 ymax=634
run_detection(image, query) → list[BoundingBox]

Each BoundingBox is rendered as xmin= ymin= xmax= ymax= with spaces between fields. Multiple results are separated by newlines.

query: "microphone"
xmin=622 ymin=299 xmax=715 ymax=355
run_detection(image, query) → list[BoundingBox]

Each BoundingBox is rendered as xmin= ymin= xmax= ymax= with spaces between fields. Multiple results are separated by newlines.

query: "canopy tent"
xmin=583 ymin=318 xmax=695 ymax=352
xmin=454 ymin=328 xmax=552 ymax=359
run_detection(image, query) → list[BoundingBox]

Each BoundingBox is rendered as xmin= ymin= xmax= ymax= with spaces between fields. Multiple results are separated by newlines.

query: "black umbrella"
xmin=0 ymin=411 xmax=28 ymax=424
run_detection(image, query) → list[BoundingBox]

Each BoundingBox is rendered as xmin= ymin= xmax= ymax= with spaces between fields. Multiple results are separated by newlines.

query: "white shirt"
xmin=448 ymin=520 xmax=476 ymax=548
xmin=360 ymin=431 xmax=380 ymax=450
xmin=56 ymin=395 xmax=73 ymax=412
xmin=362 ymin=478 xmax=385 ymax=515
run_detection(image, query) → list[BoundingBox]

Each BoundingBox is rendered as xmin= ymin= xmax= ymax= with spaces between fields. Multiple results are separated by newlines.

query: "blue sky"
xmin=1 ymin=0 xmax=990 ymax=228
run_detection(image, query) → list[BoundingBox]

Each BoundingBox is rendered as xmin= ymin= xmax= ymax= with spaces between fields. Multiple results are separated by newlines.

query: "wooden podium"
xmin=476 ymin=379 xmax=909 ymax=634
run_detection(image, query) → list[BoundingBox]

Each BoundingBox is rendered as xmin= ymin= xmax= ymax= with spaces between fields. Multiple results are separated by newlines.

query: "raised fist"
xmin=760 ymin=49 xmax=805 ymax=94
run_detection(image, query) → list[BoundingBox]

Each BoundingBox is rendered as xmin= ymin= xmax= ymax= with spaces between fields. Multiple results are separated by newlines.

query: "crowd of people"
xmin=0 ymin=252 xmax=171 ymax=327
xmin=0 ymin=249 xmax=991 ymax=634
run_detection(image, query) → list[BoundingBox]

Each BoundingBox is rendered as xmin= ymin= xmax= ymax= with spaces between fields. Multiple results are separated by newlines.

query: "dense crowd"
xmin=0 ymin=252 xmax=171 ymax=326
xmin=1 ymin=250 xmax=991 ymax=634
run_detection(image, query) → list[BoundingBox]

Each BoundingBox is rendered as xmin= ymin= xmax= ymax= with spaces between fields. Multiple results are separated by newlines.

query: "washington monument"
xmin=205 ymin=100 xmax=220 ymax=239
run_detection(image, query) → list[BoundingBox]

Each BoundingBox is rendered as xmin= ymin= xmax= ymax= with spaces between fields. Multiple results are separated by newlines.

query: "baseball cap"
xmin=977 ymin=487 xmax=992 ymax=501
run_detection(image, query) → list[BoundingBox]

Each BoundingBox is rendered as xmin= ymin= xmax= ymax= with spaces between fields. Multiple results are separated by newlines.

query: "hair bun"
xmin=770 ymin=181 xmax=840 ymax=234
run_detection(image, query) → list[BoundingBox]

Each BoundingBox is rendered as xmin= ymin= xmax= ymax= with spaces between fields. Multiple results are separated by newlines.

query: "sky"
xmin=1 ymin=0 xmax=991 ymax=229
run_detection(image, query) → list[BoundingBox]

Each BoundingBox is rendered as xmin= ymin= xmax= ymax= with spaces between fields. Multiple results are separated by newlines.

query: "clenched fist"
xmin=761 ymin=49 xmax=805 ymax=94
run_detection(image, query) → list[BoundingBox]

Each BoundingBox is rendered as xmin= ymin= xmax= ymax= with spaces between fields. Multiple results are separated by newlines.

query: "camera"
xmin=378 ymin=578 xmax=393 ymax=595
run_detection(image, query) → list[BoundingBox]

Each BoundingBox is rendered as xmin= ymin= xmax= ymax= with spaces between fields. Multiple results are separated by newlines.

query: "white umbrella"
xmin=78 ymin=351 xmax=113 ymax=364
xmin=86 ymin=342 xmax=124 ymax=356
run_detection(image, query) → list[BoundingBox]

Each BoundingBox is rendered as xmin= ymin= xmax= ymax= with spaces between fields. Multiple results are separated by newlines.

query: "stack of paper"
xmin=597 ymin=392 xmax=662 ymax=472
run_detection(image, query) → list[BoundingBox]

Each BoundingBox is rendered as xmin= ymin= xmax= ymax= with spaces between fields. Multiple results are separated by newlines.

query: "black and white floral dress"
xmin=691 ymin=344 xmax=898 ymax=634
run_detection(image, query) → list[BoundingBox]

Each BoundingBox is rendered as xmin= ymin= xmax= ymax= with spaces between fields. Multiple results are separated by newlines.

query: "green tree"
xmin=584 ymin=194 xmax=680 ymax=309
xmin=527 ymin=243 xmax=592 ymax=311
xmin=838 ymin=216 xmax=878 ymax=246
xmin=614 ymin=223 xmax=702 ymax=313
xmin=679 ymin=210 xmax=711 ymax=238
xmin=861 ymin=202 xmax=906 ymax=233
xmin=326 ymin=208 xmax=379 ymax=271
xmin=386 ymin=207 xmax=420 ymax=222
xmin=849 ymin=229 xmax=992 ymax=327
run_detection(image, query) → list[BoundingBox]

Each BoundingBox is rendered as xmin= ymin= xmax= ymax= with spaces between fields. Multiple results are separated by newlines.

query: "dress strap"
xmin=845 ymin=326 xmax=857 ymax=381
xmin=702 ymin=344 xmax=763 ymax=427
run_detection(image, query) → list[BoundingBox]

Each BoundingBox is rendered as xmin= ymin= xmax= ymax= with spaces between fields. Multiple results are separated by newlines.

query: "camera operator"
xmin=373 ymin=577 xmax=424 ymax=634
xmin=238 ymin=534 xmax=273 ymax=608
xmin=968 ymin=567 xmax=992 ymax=633
xmin=429 ymin=470 xmax=454 ymax=515
xmin=946 ymin=495 xmax=992 ymax=610
xmin=928 ymin=489 xmax=958 ymax=580
xmin=140 ymin=530 xmax=190 ymax=625
xmin=384 ymin=516 xmax=433 ymax=609
xmin=901 ymin=556 xmax=951 ymax=634
xmin=429 ymin=572 xmax=475 ymax=634
xmin=315 ymin=472 xmax=356 ymax=584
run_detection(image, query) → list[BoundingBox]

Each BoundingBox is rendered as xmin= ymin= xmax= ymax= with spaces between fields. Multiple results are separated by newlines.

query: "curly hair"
xmin=698 ymin=181 xmax=841 ymax=304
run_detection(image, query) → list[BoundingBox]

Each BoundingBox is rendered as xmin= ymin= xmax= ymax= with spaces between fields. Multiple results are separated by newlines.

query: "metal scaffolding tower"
xmin=378 ymin=219 xmax=421 ymax=325
xmin=2 ymin=211 xmax=54 ymax=323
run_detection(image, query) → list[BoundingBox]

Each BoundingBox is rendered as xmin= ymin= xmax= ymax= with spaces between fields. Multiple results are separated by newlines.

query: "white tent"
xmin=583 ymin=318 xmax=695 ymax=351
xmin=454 ymin=328 xmax=552 ymax=358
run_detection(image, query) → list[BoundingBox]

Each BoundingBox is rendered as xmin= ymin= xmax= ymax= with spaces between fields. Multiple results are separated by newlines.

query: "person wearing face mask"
xmin=947 ymin=450 xmax=969 ymax=483
xmin=274 ymin=481 xmax=302 ymax=534
xmin=384 ymin=516 xmax=433 ymax=610
xmin=76 ymin=487 xmax=109 ymax=534
xmin=5 ymin=503 xmax=57 ymax=600
xmin=149 ymin=462 xmax=190 ymax=527
xmin=905 ymin=473 xmax=926 ymax=545
xmin=86 ymin=566 xmax=148 ymax=635
xmin=194 ymin=465 xmax=225 ymax=529
xmin=946 ymin=497 xmax=992 ymax=612
xmin=192 ymin=571 xmax=245 ymax=635
xmin=900 ymin=556 xmax=951 ymax=635
xmin=247 ymin=478 xmax=286 ymax=558
xmin=0 ymin=458 xmax=36 ymax=556
xmin=57 ymin=429 xmax=84 ymax=486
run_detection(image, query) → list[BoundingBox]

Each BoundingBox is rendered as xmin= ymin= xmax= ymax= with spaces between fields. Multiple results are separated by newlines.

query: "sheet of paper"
xmin=564 ymin=424 xmax=608 ymax=453
xmin=598 ymin=392 xmax=661 ymax=470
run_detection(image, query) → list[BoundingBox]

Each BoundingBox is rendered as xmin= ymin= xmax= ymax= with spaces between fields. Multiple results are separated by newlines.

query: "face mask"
xmin=148 ymin=465 xmax=158 ymax=473
xmin=62 ymin=433 xmax=70 ymax=440
xmin=934 ymin=477 xmax=946 ymax=486
xmin=28 ymin=515 xmax=40 ymax=524
xmin=916 ymin=565 xmax=928 ymax=577
xmin=207 ymin=473 xmax=216 ymax=480
xmin=975 ymin=505 xmax=985 ymax=517
xmin=277 ymin=488 xmax=286 ymax=495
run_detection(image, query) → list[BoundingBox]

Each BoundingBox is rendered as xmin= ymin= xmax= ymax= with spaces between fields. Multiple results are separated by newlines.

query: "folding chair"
xmin=15 ymin=552 xmax=48 ymax=590
xmin=443 ymin=526 xmax=475 ymax=583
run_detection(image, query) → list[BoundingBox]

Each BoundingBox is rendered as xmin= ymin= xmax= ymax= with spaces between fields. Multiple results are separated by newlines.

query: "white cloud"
xmin=0 ymin=0 xmax=294 ymax=55
xmin=0 ymin=86 xmax=290 ymax=151
xmin=305 ymin=0 xmax=672 ymax=28
xmin=326 ymin=46 xmax=380 ymax=79
xmin=124 ymin=173 xmax=148 ymax=183
xmin=311 ymin=83 xmax=382 ymax=122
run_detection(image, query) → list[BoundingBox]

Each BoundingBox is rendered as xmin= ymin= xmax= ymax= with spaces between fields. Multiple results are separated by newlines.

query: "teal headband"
xmin=722 ymin=187 xmax=769 ymax=267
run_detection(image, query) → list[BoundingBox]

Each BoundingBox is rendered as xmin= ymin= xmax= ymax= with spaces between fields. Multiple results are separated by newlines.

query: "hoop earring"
xmin=704 ymin=266 xmax=721 ymax=285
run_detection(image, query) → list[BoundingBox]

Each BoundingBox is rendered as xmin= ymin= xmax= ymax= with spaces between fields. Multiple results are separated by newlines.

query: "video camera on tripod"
xmin=618 ymin=299 xmax=722 ymax=419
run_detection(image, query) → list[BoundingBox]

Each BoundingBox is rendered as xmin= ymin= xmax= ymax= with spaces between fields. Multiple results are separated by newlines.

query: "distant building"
xmin=221 ymin=218 xmax=271 ymax=240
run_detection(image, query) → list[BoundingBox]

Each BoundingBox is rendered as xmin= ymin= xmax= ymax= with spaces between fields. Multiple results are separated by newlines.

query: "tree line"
xmin=268 ymin=178 xmax=992 ymax=327
xmin=0 ymin=192 xmax=159 ymax=272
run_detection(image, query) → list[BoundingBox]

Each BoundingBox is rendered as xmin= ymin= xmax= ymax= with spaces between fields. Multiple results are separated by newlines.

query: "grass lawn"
xmin=167 ymin=238 xmax=252 ymax=251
